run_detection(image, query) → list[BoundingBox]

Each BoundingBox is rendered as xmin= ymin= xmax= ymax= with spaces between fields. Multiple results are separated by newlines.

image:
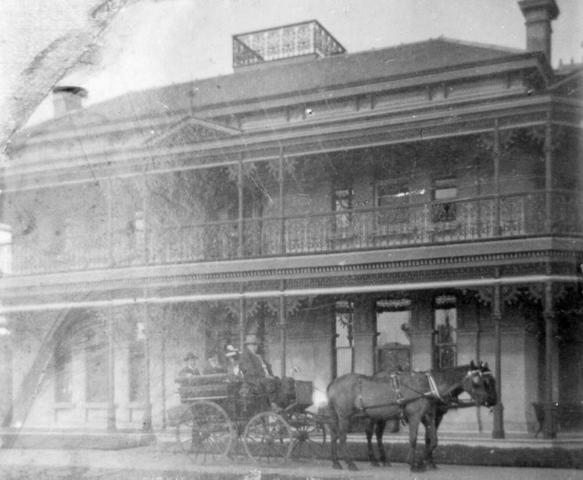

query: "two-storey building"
xmin=1 ymin=0 xmax=581 ymax=440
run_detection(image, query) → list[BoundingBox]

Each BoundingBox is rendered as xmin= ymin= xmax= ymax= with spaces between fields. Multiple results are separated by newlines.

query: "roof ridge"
xmin=434 ymin=36 xmax=524 ymax=54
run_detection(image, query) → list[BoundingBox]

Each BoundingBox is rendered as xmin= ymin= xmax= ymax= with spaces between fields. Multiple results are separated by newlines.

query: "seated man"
xmin=177 ymin=352 xmax=201 ymax=381
xmin=239 ymin=334 xmax=281 ymax=410
xmin=176 ymin=352 xmax=201 ymax=403
xmin=204 ymin=351 xmax=227 ymax=374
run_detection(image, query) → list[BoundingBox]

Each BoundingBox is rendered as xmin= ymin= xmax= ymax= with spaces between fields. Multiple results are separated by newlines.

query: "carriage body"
xmin=174 ymin=374 xmax=325 ymax=463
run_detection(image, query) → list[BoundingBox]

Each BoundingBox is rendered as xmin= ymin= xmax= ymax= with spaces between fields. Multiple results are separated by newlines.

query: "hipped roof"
xmin=19 ymin=37 xmax=534 ymax=141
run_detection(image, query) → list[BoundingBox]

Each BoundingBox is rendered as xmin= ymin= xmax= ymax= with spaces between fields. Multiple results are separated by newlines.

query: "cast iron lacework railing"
xmin=8 ymin=190 xmax=582 ymax=275
xmin=233 ymin=20 xmax=345 ymax=69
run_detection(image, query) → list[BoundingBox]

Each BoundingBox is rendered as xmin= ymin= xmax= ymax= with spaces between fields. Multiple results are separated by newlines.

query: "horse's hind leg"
xmin=365 ymin=420 xmax=379 ymax=466
xmin=375 ymin=420 xmax=390 ymax=466
xmin=328 ymin=407 xmax=343 ymax=470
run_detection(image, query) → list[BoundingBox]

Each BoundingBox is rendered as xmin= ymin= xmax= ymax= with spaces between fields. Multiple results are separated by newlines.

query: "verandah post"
xmin=543 ymin=280 xmax=557 ymax=438
xmin=492 ymin=281 xmax=505 ymax=439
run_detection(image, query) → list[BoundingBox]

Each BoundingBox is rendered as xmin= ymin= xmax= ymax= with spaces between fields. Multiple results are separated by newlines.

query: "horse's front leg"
xmin=407 ymin=416 xmax=425 ymax=472
xmin=422 ymin=411 xmax=438 ymax=470
xmin=375 ymin=420 xmax=390 ymax=466
xmin=365 ymin=419 xmax=379 ymax=466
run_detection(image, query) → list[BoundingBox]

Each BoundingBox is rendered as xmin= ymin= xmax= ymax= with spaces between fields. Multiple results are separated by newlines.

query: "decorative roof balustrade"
xmin=233 ymin=20 xmax=345 ymax=69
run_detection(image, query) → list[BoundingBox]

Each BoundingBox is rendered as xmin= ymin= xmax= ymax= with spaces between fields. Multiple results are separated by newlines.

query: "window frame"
xmin=54 ymin=339 xmax=72 ymax=403
xmin=85 ymin=331 xmax=109 ymax=403
xmin=128 ymin=339 xmax=147 ymax=403
xmin=375 ymin=180 xmax=411 ymax=226
xmin=431 ymin=177 xmax=458 ymax=224
xmin=433 ymin=295 xmax=458 ymax=369
xmin=332 ymin=186 xmax=354 ymax=231
xmin=334 ymin=300 xmax=354 ymax=377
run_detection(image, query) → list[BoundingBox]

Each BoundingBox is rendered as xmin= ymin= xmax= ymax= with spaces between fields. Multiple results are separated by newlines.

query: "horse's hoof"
xmin=382 ymin=462 xmax=392 ymax=467
xmin=332 ymin=462 xmax=343 ymax=470
xmin=370 ymin=460 xmax=380 ymax=467
xmin=426 ymin=461 xmax=438 ymax=470
xmin=347 ymin=463 xmax=359 ymax=471
xmin=410 ymin=464 xmax=426 ymax=473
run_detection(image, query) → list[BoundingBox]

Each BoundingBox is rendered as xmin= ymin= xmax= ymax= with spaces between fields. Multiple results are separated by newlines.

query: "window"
xmin=376 ymin=299 xmax=411 ymax=372
xmin=54 ymin=340 xmax=72 ymax=403
xmin=335 ymin=300 xmax=354 ymax=376
xmin=433 ymin=295 xmax=457 ymax=369
xmin=376 ymin=182 xmax=410 ymax=225
xmin=85 ymin=332 xmax=108 ymax=402
xmin=333 ymin=187 xmax=353 ymax=230
xmin=129 ymin=340 xmax=146 ymax=403
xmin=432 ymin=178 xmax=457 ymax=223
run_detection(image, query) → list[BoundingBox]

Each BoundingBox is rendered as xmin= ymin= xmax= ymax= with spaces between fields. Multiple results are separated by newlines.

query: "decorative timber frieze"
xmin=5 ymin=94 xmax=561 ymax=190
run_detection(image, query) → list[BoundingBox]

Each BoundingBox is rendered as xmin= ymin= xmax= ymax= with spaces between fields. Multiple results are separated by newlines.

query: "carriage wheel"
xmin=243 ymin=411 xmax=293 ymax=464
xmin=176 ymin=400 xmax=234 ymax=462
xmin=287 ymin=412 xmax=327 ymax=460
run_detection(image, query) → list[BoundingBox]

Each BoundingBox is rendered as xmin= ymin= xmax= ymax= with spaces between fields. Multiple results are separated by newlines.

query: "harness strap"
xmin=390 ymin=373 xmax=404 ymax=404
xmin=356 ymin=378 xmax=366 ymax=411
xmin=425 ymin=372 xmax=443 ymax=401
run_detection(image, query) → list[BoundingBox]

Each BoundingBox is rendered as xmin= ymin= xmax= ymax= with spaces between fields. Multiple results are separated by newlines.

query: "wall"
xmin=10 ymin=302 xmax=207 ymax=431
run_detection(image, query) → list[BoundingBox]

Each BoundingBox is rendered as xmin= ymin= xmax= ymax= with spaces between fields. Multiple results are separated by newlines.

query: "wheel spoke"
xmin=176 ymin=401 xmax=234 ymax=461
xmin=288 ymin=412 xmax=327 ymax=460
xmin=243 ymin=412 xmax=293 ymax=464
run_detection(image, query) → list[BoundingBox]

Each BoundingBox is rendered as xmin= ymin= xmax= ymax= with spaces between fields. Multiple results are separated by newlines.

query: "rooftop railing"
xmin=233 ymin=20 xmax=345 ymax=69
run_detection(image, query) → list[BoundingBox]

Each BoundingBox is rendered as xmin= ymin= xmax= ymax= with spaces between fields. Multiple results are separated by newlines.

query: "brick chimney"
xmin=518 ymin=0 xmax=559 ymax=63
xmin=52 ymin=86 xmax=87 ymax=117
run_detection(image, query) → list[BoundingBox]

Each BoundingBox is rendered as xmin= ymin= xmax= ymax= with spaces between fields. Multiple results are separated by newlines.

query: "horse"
xmin=326 ymin=361 xmax=496 ymax=472
xmin=365 ymin=361 xmax=497 ymax=469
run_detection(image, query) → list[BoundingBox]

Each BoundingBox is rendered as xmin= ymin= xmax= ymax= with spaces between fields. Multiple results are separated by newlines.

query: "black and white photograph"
xmin=0 ymin=1 xmax=582 ymax=478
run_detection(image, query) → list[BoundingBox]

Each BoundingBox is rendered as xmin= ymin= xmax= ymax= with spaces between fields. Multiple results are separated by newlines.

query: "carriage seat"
xmin=177 ymin=373 xmax=231 ymax=402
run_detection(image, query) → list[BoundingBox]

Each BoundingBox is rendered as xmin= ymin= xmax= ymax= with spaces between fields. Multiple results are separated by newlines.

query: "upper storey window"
xmin=432 ymin=178 xmax=458 ymax=223
xmin=233 ymin=20 xmax=345 ymax=69
xmin=333 ymin=186 xmax=353 ymax=230
xmin=376 ymin=181 xmax=410 ymax=225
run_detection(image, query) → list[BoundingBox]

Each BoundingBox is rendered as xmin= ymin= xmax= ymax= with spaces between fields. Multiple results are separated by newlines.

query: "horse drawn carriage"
xmin=175 ymin=373 xmax=326 ymax=463
xmin=175 ymin=361 xmax=497 ymax=472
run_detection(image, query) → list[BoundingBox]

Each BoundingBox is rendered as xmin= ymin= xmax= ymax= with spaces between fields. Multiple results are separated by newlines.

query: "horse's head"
xmin=462 ymin=361 xmax=498 ymax=408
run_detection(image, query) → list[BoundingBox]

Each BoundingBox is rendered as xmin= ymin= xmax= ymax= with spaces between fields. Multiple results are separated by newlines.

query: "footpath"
xmin=0 ymin=446 xmax=582 ymax=480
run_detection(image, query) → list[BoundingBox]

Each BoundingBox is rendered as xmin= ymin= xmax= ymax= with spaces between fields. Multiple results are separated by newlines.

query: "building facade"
xmin=1 ymin=0 xmax=582 ymax=439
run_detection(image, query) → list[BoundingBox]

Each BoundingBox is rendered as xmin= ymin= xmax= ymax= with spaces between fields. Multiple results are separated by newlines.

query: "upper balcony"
xmin=233 ymin=20 xmax=345 ymax=69
xmin=4 ymin=129 xmax=582 ymax=276
xmin=6 ymin=189 xmax=581 ymax=276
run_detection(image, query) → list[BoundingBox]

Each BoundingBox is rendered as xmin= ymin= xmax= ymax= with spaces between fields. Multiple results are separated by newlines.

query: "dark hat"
xmin=184 ymin=352 xmax=198 ymax=361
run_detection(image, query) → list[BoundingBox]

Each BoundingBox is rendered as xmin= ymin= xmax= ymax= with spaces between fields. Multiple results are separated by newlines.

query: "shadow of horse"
xmin=326 ymin=361 xmax=497 ymax=472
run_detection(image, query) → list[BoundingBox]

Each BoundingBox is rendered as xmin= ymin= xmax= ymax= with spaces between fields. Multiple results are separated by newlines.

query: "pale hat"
xmin=244 ymin=334 xmax=259 ymax=345
xmin=225 ymin=345 xmax=240 ymax=357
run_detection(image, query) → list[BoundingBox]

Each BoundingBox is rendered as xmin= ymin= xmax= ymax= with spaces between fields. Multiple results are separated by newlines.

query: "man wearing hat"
xmin=177 ymin=352 xmax=201 ymax=380
xmin=240 ymin=334 xmax=273 ymax=379
xmin=240 ymin=334 xmax=281 ymax=409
